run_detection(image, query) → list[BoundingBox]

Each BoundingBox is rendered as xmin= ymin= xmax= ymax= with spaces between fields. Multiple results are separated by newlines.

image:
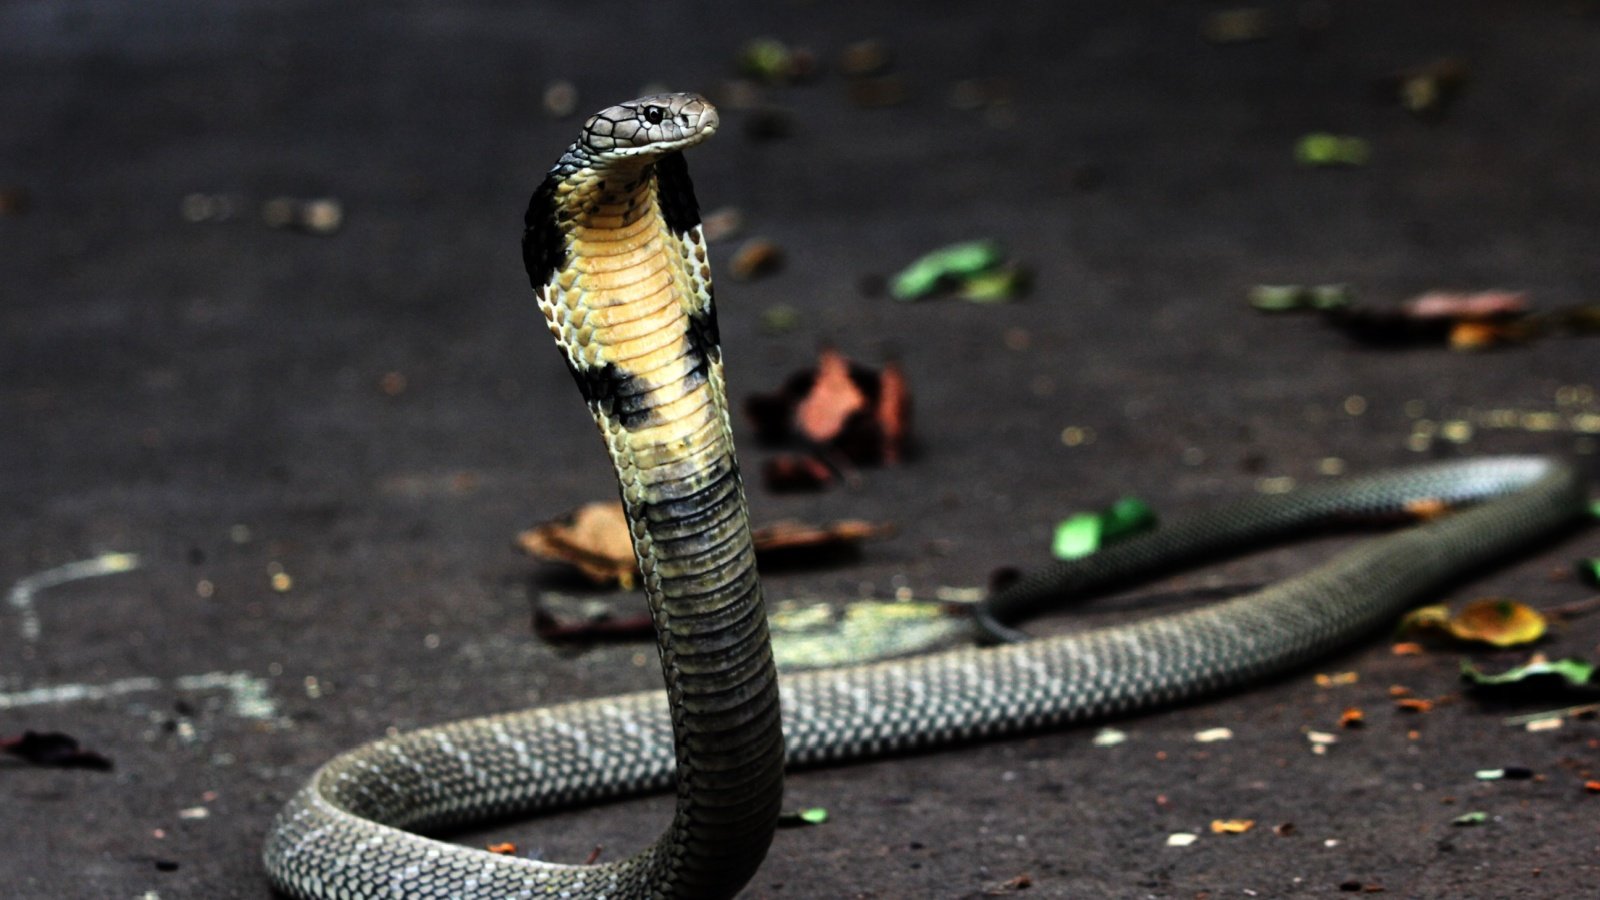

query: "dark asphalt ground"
xmin=4 ymin=2 xmax=1600 ymax=897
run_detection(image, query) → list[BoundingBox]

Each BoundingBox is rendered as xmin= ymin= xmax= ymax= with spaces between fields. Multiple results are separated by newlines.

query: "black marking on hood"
xmin=522 ymin=172 xmax=567 ymax=290
xmin=655 ymin=151 xmax=701 ymax=236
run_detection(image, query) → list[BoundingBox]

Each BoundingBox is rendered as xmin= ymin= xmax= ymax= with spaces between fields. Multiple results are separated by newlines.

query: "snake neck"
xmin=527 ymin=149 xmax=785 ymax=898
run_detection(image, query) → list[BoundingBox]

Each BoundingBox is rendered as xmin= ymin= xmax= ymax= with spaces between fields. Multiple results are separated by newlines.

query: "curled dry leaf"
xmin=519 ymin=502 xmax=893 ymax=586
xmin=517 ymin=502 xmax=638 ymax=588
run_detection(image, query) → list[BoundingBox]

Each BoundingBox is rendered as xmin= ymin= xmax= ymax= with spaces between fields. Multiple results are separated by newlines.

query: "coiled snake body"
xmin=263 ymin=93 xmax=1589 ymax=899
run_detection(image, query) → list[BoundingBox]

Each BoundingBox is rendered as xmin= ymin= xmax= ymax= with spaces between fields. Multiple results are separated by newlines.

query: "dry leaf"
xmin=1448 ymin=598 xmax=1547 ymax=646
xmin=521 ymin=503 xmax=893 ymax=584
xmin=1399 ymin=598 xmax=1547 ymax=647
xmin=1210 ymin=819 xmax=1255 ymax=834
xmin=516 ymin=502 xmax=638 ymax=588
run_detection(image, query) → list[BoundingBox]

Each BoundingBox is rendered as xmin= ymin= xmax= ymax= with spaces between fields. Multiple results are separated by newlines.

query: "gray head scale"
xmin=579 ymin=92 xmax=720 ymax=160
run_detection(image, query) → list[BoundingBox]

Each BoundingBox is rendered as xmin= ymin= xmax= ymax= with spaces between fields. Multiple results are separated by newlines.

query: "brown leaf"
xmin=516 ymin=502 xmax=638 ymax=588
xmin=521 ymin=502 xmax=893 ymax=582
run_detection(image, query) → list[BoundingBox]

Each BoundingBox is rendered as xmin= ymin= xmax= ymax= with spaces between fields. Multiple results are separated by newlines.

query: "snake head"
xmin=580 ymin=92 xmax=719 ymax=159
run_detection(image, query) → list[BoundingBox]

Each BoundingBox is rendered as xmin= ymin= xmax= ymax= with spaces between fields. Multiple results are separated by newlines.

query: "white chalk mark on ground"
xmin=0 ymin=670 xmax=281 ymax=721
xmin=7 ymin=551 xmax=141 ymax=642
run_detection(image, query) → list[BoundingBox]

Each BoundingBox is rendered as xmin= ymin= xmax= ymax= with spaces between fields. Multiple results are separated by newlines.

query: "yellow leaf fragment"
xmin=1210 ymin=819 xmax=1256 ymax=834
xmin=1446 ymin=598 xmax=1546 ymax=647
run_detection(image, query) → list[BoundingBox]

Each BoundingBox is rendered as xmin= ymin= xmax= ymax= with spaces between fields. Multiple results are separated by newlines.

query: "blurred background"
xmin=3 ymin=2 xmax=1598 ymax=897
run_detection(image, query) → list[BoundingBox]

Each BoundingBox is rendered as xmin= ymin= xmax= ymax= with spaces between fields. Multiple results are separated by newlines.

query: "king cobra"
xmin=263 ymin=92 xmax=1590 ymax=898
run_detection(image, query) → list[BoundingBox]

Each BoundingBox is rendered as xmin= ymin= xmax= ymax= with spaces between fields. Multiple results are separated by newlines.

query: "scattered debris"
xmin=1391 ymin=642 xmax=1424 ymax=656
xmin=777 ymin=807 xmax=829 ymax=828
xmin=1305 ymin=730 xmax=1338 ymax=755
xmin=699 ymin=206 xmax=743 ymax=243
xmin=737 ymin=38 xmax=818 ymax=85
xmin=486 ymin=842 xmax=518 ymax=855
xmin=180 ymin=192 xmax=246 ymax=223
xmin=767 ymin=597 xmax=968 ymax=669
xmin=1273 ymin=822 xmax=1297 ymax=837
xmin=1395 ymin=697 xmax=1435 ymax=713
xmin=261 ymin=196 xmax=343 ymax=235
xmin=984 ymin=873 xmax=1034 ymax=894
xmin=1194 ymin=726 xmax=1234 ymax=743
xmin=1051 ymin=497 xmax=1157 ymax=561
xmin=745 ymin=348 xmax=911 ymax=490
xmin=1376 ymin=58 xmax=1470 ymax=119
xmin=1398 ymin=598 xmax=1547 ymax=648
xmin=1451 ymin=811 xmax=1489 ymax=827
xmin=1315 ymin=671 xmax=1360 ymax=688
xmin=1210 ymin=818 xmax=1255 ymax=834
xmin=1321 ymin=290 xmax=1533 ymax=349
xmin=1475 ymin=767 xmax=1534 ymax=781
xmin=1249 ymin=283 xmax=1353 ymax=312
xmin=1092 ymin=727 xmax=1129 ymax=747
xmin=1 ymin=730 xmax=113 ymax=771
xmin=1463 ymin=656 xmax=1599 ymax=694
xmin=1295 ymin=133 xmax=1371 ymax=167
xmin=1166 ymin=832 xmax=1199 ymax=847
xmin=519 ymin=503 xmax=893 ymax=587
xmin=518 ymin=502 xmax=638 ymax=588
xmin=750 ymin=518 xmax=894 ymax=569
xmin=889 ymin=240 xmax=1030 ymax=302
xmin=543 ymin=81 xmax=579 ymax=118
xmin=1339 ymin=707 xmax=1365 ymax=728
xmin=728 ymin=238 xmax=784 ymax=280
xmin=759 ymin=303 xmax=801 ymax=335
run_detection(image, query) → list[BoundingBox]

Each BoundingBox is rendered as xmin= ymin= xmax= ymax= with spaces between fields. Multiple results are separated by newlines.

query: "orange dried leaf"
xmin=1210 ymin=818 xmax=1255 ymax=834
xmin=1584 ymin=781 xmax=1600 ymax=794
xmin=1339 ymin=707 xmax=1365 ymax=728
xmin=486 ymin=842 xmax=517 ymax=855
xmin=1396 ymin=697 xmax=1434 ymax=713
xmin=795 ymin=348 xmax=867 ymax=443
xmin=1391 ymin=642 xmax=1424 ymax=656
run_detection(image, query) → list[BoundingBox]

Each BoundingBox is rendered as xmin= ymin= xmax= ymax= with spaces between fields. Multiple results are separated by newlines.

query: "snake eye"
xmin=644 ymin=106 xmax=666 ymax=125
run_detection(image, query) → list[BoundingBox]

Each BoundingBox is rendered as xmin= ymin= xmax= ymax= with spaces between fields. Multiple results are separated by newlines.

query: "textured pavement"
xmin=3 ymin=2 xmax=1599 ymax=897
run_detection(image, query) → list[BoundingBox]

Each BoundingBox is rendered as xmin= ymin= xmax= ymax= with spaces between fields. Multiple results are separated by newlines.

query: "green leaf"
xmin=777 ymin=807 xmax=830 ymax=828
xmin=890 ymin=241 xmax=1004 ymax=300
xmin=1052 ymin=497 xmax=1156 ymax=560
xmin=1461 ymin=657 xmax=1598 ymax=689
xmin=1295 ymin=133 xmax=1371 ymax=167
xmin=1451 ymin=811 xmax=1488 ymax=827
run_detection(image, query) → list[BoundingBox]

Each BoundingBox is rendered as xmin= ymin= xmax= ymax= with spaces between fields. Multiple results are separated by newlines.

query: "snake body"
xmin=263 ymin=93 xmax=1590 ymax=899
